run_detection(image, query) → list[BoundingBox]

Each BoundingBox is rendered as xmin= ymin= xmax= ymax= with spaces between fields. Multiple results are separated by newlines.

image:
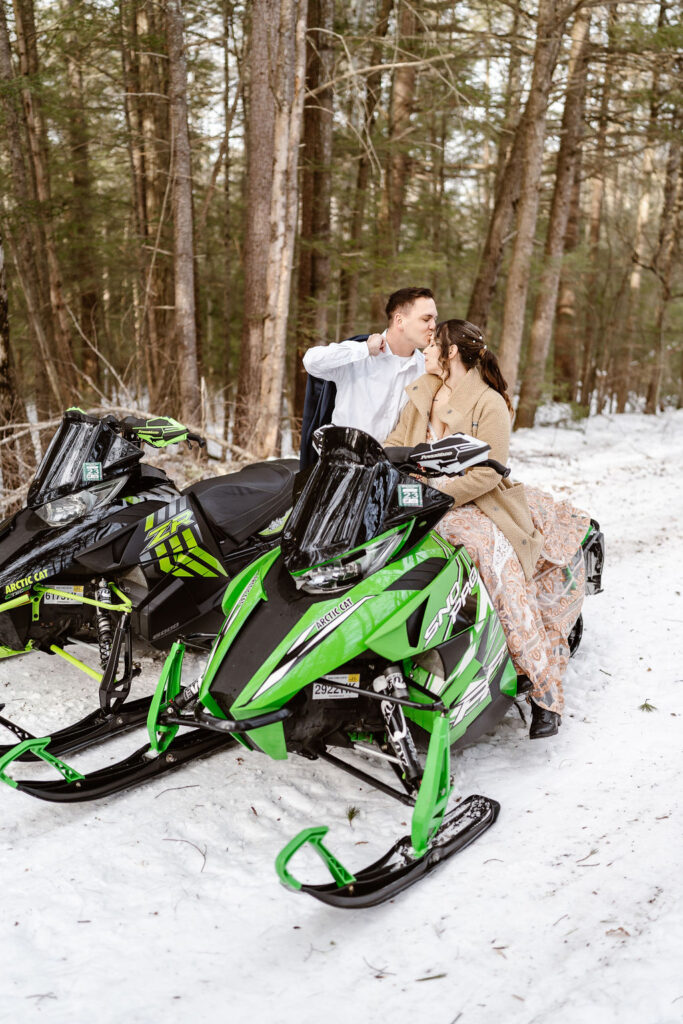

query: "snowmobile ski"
xmin=0 ymin=695 xmax=154 ymax=762
xmin=0 ymin=728 xmax=231 ymax=802
xmin=276 ymin=794 xmax=500 ymax=908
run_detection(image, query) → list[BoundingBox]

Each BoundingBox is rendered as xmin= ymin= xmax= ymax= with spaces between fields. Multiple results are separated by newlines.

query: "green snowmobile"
xmin=0 ymin=426 xmax=604 ymax=907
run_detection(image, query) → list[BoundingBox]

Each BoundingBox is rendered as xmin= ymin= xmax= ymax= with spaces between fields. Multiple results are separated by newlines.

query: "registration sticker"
xmin=398 ymin=483 xmax=423 ymax=507
xmin=312 ymin=673 xmax=360 ymax=700
xmin=43 ymin=585 xmax=85 ymax=604
xmin=82 ymin=462 xmax=103 ymax=482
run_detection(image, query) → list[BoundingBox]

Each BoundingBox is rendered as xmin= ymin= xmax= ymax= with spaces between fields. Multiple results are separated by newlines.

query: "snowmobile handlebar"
xmin=385 ymin=440 xmax=510 ymax=479
xmin=62 ymin=409 xmax=207 ymax=450
xmin=118 ymin=416 xmax=206 ymax=450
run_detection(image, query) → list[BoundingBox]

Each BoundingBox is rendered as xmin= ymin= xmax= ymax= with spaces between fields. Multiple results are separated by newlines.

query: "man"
xmin=302 ymin=287 xmax=437 ymax=448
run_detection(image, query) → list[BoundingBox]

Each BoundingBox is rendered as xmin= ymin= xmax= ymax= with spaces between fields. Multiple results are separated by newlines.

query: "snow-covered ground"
xmin=1 ymin=411 xmax=681 ymax=1024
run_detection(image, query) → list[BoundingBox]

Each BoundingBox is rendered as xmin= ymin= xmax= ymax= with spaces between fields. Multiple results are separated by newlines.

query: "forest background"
xmin=0 ymin=0 xmax=681 ymax=507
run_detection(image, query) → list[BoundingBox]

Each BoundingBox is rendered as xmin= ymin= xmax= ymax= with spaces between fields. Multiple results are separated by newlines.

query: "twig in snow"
xmin=154 ymin=785 xmax=200 ymax=799
xmin=163 ymin=837 xmax=207 ymax=872
xmin=363 ymin=956 xmax=395 ymax=977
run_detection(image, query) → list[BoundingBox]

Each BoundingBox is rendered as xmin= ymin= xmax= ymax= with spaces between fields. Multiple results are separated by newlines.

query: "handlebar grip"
xmin=186 ymin=432 xmax=206 ymax=448
xmin=384 ymin=447 xmax=414 ymax=467
xmin=485 ymin=459 xmax=510 ymax=478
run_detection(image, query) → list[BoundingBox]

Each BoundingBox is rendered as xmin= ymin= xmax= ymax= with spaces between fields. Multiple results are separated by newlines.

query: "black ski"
xmin=296 ymin=795 xmax=500 ymax=908
xmin=0 ymin=696 xmax=154 ymax=761
xmin=9 ymin=730 xmax=232 ymax=803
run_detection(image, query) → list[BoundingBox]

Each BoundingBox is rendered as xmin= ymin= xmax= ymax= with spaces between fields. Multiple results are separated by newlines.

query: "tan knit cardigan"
xmin=385 ymin=368 xmax=543 ymax=579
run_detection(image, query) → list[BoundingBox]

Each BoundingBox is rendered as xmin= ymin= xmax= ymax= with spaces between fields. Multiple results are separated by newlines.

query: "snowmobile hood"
xmin=0 ymin=501 xmax=148 ymax=598
xmin=199 ymin=533 xmax=458 ymax=723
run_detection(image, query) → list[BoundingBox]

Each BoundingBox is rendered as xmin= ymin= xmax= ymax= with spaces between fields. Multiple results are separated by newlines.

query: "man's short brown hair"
xmin=385 ymin=287 xmax=434 ymax=322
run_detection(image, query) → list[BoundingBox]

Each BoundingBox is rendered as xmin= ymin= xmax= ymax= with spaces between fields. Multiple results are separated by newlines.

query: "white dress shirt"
xmin=302 ymin=334 xmax=425 ymax=442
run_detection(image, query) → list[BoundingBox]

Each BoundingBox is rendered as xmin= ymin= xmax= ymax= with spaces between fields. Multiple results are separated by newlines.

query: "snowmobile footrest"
xmin=278 ymin=794 xmax=500 ymax=908
xmin=6 ymin=730 xmax=231 ymax=803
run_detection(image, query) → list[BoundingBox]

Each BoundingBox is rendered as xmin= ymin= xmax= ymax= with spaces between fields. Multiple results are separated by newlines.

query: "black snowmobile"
xmin=0 ymin=426 xmax=604 ymax=906
xmin=0 ymin=408 xmax=296 ymax=756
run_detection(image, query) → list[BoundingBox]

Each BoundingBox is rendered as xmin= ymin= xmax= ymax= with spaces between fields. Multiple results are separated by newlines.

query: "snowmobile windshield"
xmin=282 ymin=426 xmax=452 ymax=592
xmin=27 ymin=411 xmax=143 ymax=508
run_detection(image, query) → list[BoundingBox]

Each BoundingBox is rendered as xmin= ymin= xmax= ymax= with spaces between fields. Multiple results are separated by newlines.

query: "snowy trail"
xmin=1 ymin=411 xmax=681 ymax=1024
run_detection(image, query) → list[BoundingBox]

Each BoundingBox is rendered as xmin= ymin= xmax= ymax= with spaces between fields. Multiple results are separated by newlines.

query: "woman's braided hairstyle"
xmin=434 ymin=319 xmax=513 ymax=414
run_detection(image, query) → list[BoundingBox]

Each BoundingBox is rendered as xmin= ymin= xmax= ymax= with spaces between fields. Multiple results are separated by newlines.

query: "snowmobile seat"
xmin=184 ymin=460 xmax=298 ymax=544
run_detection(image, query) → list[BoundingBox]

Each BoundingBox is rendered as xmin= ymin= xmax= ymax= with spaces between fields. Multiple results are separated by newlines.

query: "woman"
xmin=384 ymin=319 xmax=590 ymax=739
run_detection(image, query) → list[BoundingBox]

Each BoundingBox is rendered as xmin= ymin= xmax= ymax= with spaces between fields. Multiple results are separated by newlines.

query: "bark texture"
xmin=294 ymin=0 xmax=335 ymax=431
xmin=0 ymin=229 xmax=32 ymax=506
xmin=371 ymin=1 xmax=418 ymax=322
xmin=166 ymin=0 xmax=201 ymax=424
xmin=0 ymin=0 xmax=63 ymax=410
xmin=338 ymin=0 xmax=393 ymax=338
xmin=235 ymin=0 xmax=308 ymax=457
xmin=467 ymin=1 xmax=563 ymax=331
xmin=516 ymin=7 xmax=591 ymax=428
xmin=12 ymin=0 xmax=78 ymax=399
xmin=497 ymin=0 xmax=568 ymax=395
xmin=645 ymin=118 xmax=682 ymax=414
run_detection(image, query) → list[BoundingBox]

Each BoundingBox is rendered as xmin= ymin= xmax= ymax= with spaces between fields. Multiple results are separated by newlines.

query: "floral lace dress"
xmin=426 ymin=426 xmax=590 ymax=715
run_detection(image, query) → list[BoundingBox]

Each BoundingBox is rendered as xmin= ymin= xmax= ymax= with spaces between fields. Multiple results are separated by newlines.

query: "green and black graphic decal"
xmin=140 ymin=498 xmax=227 ymax=579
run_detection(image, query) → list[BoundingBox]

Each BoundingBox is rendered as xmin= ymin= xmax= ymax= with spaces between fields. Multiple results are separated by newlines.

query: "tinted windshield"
xmin=27 ymin=414 xmax=142 ymax=507
xmin=282 ymin=427 xmax=452 ymax=574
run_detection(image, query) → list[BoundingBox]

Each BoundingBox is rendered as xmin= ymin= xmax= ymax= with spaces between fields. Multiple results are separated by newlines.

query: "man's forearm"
xmin=302 ymin=338 xmax=370 ymax=379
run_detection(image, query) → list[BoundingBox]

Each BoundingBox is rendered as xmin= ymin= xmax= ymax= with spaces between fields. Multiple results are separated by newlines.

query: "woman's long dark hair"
xmin=434 ymin=319 xmax=513 ymax=414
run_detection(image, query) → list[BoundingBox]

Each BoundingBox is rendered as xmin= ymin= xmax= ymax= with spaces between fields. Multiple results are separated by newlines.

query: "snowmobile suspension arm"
xmin=32 ymin=585 xmax=132 ymax=615
xmin=48 ymin=644 xmax=103 ymax=682
xmin=0 ymin=585 xmax=132 ymax=632
xmin=160 ymin=706 xmax=293 ymax=735
xmin=317 ymin=748 xmax=415 ymax=805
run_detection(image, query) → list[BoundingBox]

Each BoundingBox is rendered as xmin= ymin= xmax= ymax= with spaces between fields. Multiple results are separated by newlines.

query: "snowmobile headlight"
xmin=295 ymin=532 xmax=404 ymax=594
xmin=35 ymin=477 xmax=128 ymax=526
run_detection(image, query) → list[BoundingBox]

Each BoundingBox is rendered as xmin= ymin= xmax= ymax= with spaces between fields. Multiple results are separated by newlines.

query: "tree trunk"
xmin=0 ymin=228 xmax=33 ymax=508
xmin=166 ymin=0 xmax=201 ymax=425
xmin=371 ymin=2 xmax=418 ymax=322
xmin=121 ymin=0 xmax=174 ymax=411
xmin=12 ymin=0 xmax=78 ymax=399
xmin=65 ymin=18 xmax=105 ymax=394
xmin=516 ymin=7 xmax=591 ymax=428
xmin=235 ymin=0 xmax=307 ymax=458
xmin=222 ymin=0 xmax=233 ymax=440
xmin=0 ymin=0 xmax=64 ymax=411
xmin=234 ymin=0 xmax=277 ymax=449
xmin=120 ymin=0 xmax=146 ymax=398
xmin=496 ymin=0 xmax=568 ymax=396
xmin=616 ymin=2 xmax=666 ymax=414
xmin=467 ymin=0 xmax=561 ymax=331
xmin=491 ymin=0 xmax=524 ymax=201
xmin=645 ymin=120 xmax=681 ymax=414
xmin=257 ymin=0 xmax=308 ymax=457
xmin=293 ymin=0 xmax=335 ymax=436
xmin=338 ymin=0 xmax=393 ymax=338
xmin=552 ymin=148 xmax=582 ymax=402
xmin=578 ymin=5 xmax=618 ymax=410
